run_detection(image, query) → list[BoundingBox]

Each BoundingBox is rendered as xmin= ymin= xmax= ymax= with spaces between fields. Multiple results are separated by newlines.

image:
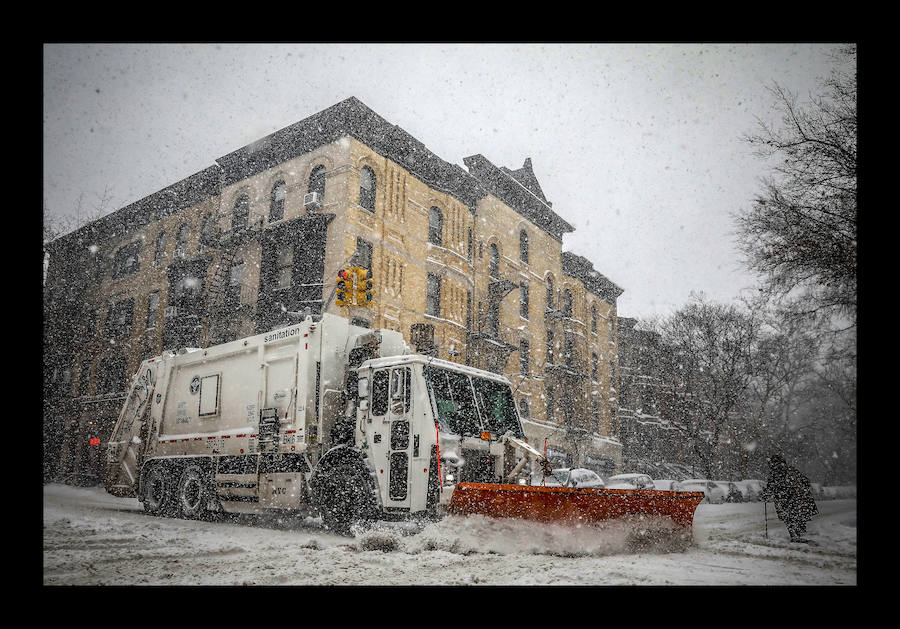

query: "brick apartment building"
xmin=43 ymin=97 xmax=624 ymax=483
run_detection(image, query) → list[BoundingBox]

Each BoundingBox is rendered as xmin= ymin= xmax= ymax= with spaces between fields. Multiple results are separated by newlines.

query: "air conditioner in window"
xmin=164 ymin=306 xmax=179 ymax=318
xmin=304 ymin=192 xmax=322 ymax=210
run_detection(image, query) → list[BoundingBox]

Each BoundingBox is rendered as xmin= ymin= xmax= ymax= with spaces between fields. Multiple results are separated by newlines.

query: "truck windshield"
xmin=424 ymin=367 xmax=523 ymax=438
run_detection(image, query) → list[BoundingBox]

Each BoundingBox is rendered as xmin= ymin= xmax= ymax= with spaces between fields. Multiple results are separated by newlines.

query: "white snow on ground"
xmin=43 ymin=484 xmax=856 ymax=586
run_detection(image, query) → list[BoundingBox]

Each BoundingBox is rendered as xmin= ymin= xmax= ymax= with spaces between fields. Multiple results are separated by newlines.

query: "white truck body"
xmin=106 ymin=314 xmax=530 ymax=527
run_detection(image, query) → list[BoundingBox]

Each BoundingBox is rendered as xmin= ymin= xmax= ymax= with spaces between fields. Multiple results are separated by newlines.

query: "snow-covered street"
xmin=43 ymin=483 xmax=856 ymax=586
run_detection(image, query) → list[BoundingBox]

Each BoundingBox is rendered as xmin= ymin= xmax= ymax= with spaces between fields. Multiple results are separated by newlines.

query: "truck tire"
xmin=177 ymin=463 xmax=211 ymax=520
xmin=143 ymin=463 xmax=176 ymax=517
xmin=313 ymin=464 xmax=377 ymax=536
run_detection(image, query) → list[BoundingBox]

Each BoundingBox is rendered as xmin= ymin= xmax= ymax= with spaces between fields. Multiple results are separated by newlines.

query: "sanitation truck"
xmin=106 ymin=314 xmax=703 ymax=535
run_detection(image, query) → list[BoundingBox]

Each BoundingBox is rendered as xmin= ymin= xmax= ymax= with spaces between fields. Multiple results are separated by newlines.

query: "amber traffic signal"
xmin=355 ymin=267 xmax=374 ymax=306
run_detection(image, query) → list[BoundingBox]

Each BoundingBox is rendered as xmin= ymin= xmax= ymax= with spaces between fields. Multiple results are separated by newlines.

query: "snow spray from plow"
xmin=448 ymin=483 xmax=705 ymax=529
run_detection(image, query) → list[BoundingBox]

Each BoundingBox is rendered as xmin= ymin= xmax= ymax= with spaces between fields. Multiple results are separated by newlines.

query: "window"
xmin=153 ymin=231 xmax=167 ymax=267
xmin=105 ymin=298 xmax=135 ymax=338
xmin=228 ymin=261 xmax=244 ymax=303
xmin=564 ymin=337 xmax=576 ymax=367
xmin=198 ymin=374 xmax=220 ymax=417
xmin=520 ymin=282 xmax=529 ymax=319
xmin=359 ymin=165 xmax=376 ymax=212
xmin=426 ymin=273 xmax=441 ymax=317
xmin=352 ymin=237 xmax=373 ymax=269
xmin=428 ymin=207 xmax=443 ymax=246
xmin=467 ymin=227 xmax=473 ymax=261
xmin=199 ymin=213 xmax=215 ymax=248
xmin=171 ymin=273 xmax=202 ymax=310
xmin=519 ymin=229 xmax=529 ymax=263
xmin=146 ymin=291 xmax=159 ymax=329
xmin=519 ymin=398 xmax=530 ymax=421
xmin=276 ymin=243 xmax=293 ymax=290
xmin=520 ymin=340 xmax=530 ymax=376
xmin=99 ymin=356 xmax=126 ymax=395
xmin=591 ymin=304 xmax=598 ymax=333
xmin=270 ymin=180 xmax=286 ymax=222
xmin=546 ymin=330 xmax=554 ymax=364
xmin=489 ymin=243 xmax=499 ymax=279
xmin=592 ymin=353 xmax=599 ymax=382
xmin=174 ymin=224 xmax=188 ymax=259
xmin=232 ymin=194 xmax=249 ymax=232
xmin=546 ymin=387 xmax=555 ymax=422
xmin=78 ymin=360 xmax=92 ymax=397
xmin=112 ymin=241 xmax=141 ymax=279
xmin=561 ymin=289 xmax=573 ymax=318
xmin=371 ymin=370 xmax=389 ymax=417
xmin=308 ymin=165 xmax=326 ymax=200
xmin=546 ymin=277 xmax=554 ymax=310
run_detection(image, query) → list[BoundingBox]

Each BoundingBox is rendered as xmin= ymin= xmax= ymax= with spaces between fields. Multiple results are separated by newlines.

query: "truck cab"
xmin=355 ymin=355 xmax=527 ymax=519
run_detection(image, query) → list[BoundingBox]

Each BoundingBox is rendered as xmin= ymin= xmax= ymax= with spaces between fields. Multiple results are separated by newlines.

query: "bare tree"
xmin=43 ymin=186 xmax=115 ymax=245
xmin=738 ymin=306 xmax=822 ymax=477
xmin=654 ymin=294 xmax=760 ymax=478
xmin=735 ymin=45 xmax=857 ymax=330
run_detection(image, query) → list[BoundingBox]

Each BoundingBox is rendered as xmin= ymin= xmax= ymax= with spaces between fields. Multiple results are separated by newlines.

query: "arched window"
xmin=270 ymin=180 xmax=286 ymax=222
xmin=546 ymin=276 xmax=554 ymax=310
xmin=232 ymin=194 xmax=249 ymax=232
xmin=308 ymin=165 xmax=326 ymax=200
xmin=489 ymin=243 xmax=499 ymax=279
xmin=153 ymin=231 xmax=167 ymax=266
xmin=428 ymin=206 xmax=443 ymax=246
xmin=199 ymin=213 xmax=215 ymax=248
xmin=359 ymin=165 xmax=376 ymax=212
xmin=591 ymin=304 xmax=598 ymax=333
xmin=519 ymin=229 xmax=529 ymax=263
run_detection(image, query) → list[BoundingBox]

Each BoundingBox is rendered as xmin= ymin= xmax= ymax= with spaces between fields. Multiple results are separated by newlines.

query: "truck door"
xmin=387 ymin=367 xmax=412 ymax=507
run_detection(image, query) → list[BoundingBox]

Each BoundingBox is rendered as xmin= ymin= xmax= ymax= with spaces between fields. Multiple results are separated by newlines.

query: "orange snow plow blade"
xmin=448 ymin=482 xmax=705 ymax=529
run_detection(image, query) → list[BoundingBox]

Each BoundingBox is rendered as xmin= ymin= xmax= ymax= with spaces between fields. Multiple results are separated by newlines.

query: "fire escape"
xmin=200 ymin=214 xmax=263 ymax=347
xmin=543 ymin=288 xmax=592 ymax=461
xmin=466 ymin=262 xmax=519 ymax=375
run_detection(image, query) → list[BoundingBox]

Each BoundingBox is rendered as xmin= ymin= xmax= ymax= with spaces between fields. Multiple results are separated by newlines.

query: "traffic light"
xmin=355 ymin=267 xmax=374 ymax=306
xmin=336 ymin=269 xmax=353 ymax=306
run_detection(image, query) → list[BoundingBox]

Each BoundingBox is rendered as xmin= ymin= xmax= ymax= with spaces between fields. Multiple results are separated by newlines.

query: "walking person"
xmin=762 ymin=454 xmax=819 ymax=543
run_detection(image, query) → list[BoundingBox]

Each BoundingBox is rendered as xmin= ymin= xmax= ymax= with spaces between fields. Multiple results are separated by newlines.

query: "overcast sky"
xmin=42 ymin=43 xmax=851 ymax=320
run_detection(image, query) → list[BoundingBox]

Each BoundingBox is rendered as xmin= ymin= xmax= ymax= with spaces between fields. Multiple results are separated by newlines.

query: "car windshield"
xmin=531 ymin=469 xmax=569 ymax=485
xmin=425 ymin=367 xmax=524 ymax=438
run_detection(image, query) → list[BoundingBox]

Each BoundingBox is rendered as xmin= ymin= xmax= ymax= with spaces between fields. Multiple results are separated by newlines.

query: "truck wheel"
xmin=143 ymin=464 xmax=175 ymax=517
xmin=313 ymin=465 xmax=376 ymax=536
xmin=177 ymin=464 xmax=210 ymax=520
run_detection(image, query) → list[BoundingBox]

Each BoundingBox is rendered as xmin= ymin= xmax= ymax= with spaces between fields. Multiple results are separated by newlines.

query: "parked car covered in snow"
xmin=530 ymin=468 xmax=605 ymax=489
xmin=606 ymin=473 xmax=655 ymax=490
xmin=737 ymin=479 xmax=765 ymax=502
xmin=679 ymin=479 xmax=726 ymax=504
xmin=653 ymin=479 xmax=682 ymax=491
xmin=714 ymin=481 xmax=745 ymax=503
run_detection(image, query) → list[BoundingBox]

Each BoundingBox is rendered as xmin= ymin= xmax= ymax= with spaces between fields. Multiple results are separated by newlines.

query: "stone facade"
xmin=43 ymin=97 xmax=624 ymax=482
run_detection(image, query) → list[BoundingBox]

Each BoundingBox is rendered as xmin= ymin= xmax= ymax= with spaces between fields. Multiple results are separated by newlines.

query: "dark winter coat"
xmin=763 ymin=455 xmax=819 ymax=524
